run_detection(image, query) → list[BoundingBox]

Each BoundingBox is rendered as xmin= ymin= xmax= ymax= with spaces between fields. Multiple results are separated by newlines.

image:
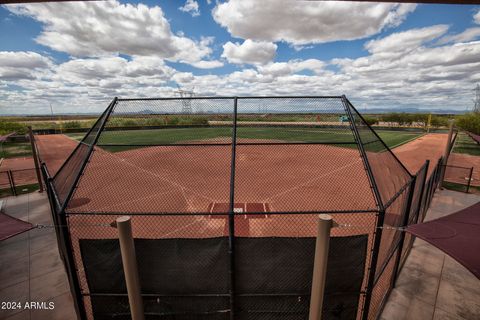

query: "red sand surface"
xmin=35 ymin=132 xmax=450 ymax=320
xmin=0 ymin=157 xmax=37 ymax=187
xmin=448 ymin=153 xmax=480 ymax=187
xmin=35 ymin=134 xmax=79 ymax=176
xmin=393 ymin=133 xmax=448 ymax=176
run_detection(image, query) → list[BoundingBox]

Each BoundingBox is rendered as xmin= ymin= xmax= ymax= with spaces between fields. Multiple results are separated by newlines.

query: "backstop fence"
xmin=33 ymin=96 xmax=445 ymax=320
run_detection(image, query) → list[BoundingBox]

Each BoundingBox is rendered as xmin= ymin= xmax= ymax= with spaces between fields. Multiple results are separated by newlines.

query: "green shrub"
xmin=430 ymin=115 xmax=449 ymax=128
xmin=456 ymin=113 xmax=480 ymax=134
xmin=63 ymin=121 xmax=82 ymax=129
xmin=362 ymin=116 xmax=378 ymax=126
xmin=0 ymin=120 xmax=27 ymax=135
xmin=145 ymin=117 xmax=166 ymax=126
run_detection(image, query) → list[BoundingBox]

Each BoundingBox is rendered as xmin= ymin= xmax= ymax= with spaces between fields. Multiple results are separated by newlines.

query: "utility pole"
xmin=473 ymin=84 xmax=480 ymax=113
xmin=175 ymin=85 xmax=196 ymax=113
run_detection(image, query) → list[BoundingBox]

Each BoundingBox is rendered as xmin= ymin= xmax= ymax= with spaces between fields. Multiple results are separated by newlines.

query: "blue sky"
xmin=0 ymin=1 xmax=480 ymax=114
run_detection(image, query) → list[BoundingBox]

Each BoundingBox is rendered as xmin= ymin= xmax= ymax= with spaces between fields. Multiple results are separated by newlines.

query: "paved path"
xmin=381 ymin=189 xmax=480 ymax=320
xmin=0 ymin=192 xmax=76 ymax=320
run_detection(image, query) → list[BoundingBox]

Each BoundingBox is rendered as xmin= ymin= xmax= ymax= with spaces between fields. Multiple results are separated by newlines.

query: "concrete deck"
xmin=381 ymin=189 xmax=480 ymax=320
xmin=0 ymin=189 xmax=479 ymax=320
xmin=0 ymin=192 xmax=76 ymax=320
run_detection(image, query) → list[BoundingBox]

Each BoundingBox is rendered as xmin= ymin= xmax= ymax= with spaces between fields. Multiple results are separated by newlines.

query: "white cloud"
xmin=258 ymin=59 xmax=325 ymax=77
xmin=6 ymin=1 xmax=212 ymax=64
xmin=222 ymin=39 xmax=277 ymax=65
xmin=438 ymin=28 xmax=480 ymax=45
xmin=190 ymin=60 xmax=224 ymax=69
xmin=0 ymin=51 xmax=51 ymax=80
xmin=474 ymin=9 xmax=480 ymax=24
xmin=2 ymin=24 xmax=480 ymax=114
xmin=213 ymin=0 xmax=416 ymax=45
xmin=179 ymin=0 xmax=200 ymax=17
xmin=55 ymin=56 xmax=174 ymax=82
xmin=365 ymin=25 xmax=449 ymax=54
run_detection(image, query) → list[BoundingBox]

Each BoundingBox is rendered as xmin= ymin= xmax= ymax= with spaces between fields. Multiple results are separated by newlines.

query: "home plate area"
xmin=207 ymin=202 xmax=270 ymax=236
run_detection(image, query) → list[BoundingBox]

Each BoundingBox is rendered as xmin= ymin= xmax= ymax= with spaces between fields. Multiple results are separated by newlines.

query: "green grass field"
xmin=452 ymin=132 xmax=480 ymax=156
xmin=67 ymin=126 xmax=422 ymax=153
xmin=0 ymin=183 xmax=39 ymax=198
xmin=0 ymin=142 xmax=32 ymax=159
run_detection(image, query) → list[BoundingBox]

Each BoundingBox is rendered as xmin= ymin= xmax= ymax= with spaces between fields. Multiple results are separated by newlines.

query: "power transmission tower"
xmin=175 ymin=85 xmax=195 ymax=113
xmin=474 ymin=84 xmax=480 ymax=113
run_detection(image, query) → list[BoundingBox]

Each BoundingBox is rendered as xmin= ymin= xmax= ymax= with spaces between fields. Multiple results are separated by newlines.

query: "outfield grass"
xmin=0 ymin=183 xmax=39 ymax=198
xmin=67 ymin=126 xmax=422 ymax=153
xmin=452 ymin=132 xmax=480 ymax=156
xmin=0 ymin=142 xmax=32 ymax=159
xmin=442 ymin=181 xmax=480 ymax=194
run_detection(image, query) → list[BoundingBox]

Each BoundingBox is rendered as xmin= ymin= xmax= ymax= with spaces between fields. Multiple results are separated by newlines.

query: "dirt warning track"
xmin=393 ymin=133 xmax=448 ymax=176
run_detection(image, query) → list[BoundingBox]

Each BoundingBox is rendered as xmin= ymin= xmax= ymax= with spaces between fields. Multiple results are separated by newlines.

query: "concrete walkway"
xmin=1 ymin=189 xmax=479 ymax=320
xmin=0 ymin=192 xmax=76 ymax=320
xmin=381 ymin=189 xmax=480 ymax=320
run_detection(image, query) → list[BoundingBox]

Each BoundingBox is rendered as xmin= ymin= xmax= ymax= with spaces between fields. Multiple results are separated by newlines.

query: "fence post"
xmin=116 ymin=216 xmax=145 ymax=320
xmin=414 ymin=161 xmax=429 ymax=224
xmin=28 ymin=126 xmax=44 ymax=192
xmin=227 ymin=97 xmax=238 ymax=320
xmin=392 ymin=176 xmax=416 ymax=286
xmin=439 ymin=120 xmax=454 ymax=187
xmin=309 ymin=214 xmax=334 ymax=320
xmin=7 ymin=170 xmax=17 ymax=196
xmin=466 ymin=167 xmax=473 ymax=193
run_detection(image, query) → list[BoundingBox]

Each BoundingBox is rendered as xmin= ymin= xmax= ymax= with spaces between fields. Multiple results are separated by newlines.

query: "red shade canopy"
xmin=407 ymin=201 xmax=480 ymax=279
xmin=467 ymin=132 xmax=480 ymax=145
xmin=0 ymin=212 xmax=33 ymax=241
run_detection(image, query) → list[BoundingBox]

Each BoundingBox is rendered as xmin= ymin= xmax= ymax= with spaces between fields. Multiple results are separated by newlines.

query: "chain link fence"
xmin=442 ymin=164 xmax=474 ymax=193
xmin=0 ymin=168 xmax=39 ymax=198
xmin=34 ymin=96 xmax=445 ymax=320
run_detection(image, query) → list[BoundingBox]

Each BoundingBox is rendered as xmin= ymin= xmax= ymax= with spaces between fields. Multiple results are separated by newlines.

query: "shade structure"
xmin=0 ymin=212 xmax=33 ymax=241
xmin=407 ymin=201 xmax=480 ymax=279
xmin=467 ymin=131 xmax=480 ymax=144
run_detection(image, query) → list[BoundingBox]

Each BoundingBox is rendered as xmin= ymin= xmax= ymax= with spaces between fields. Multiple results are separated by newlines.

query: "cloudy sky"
xmin=0 ymin=0 xmax=480 ymax=115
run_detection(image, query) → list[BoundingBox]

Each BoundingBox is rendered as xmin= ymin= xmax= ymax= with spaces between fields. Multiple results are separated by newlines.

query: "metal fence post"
xmin=439 ymin=121 xmax=453 ymax=188
xmin=7 ymin=170 xmax=16 ymax=196
xmin=116 ymin=216 xmax=145 ymax=320
xmin=414 ymin=161 xmax=429 ymax=224
xmin=28 ymin=126 xmax=44 ymax=192
xmin=309 ymin=214 xmax=334 ymax=320
xmin=227 ymin=97 xmax=238 ymax=319
xmin=466 ymin=167 xmax=473 ymax=193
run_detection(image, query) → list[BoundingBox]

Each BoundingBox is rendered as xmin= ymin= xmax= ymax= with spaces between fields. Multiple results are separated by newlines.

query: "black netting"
xmin=346 ymin=100 xmax=411 ymax=206
xmin=52 ymin=109 xmax=110 ymax=206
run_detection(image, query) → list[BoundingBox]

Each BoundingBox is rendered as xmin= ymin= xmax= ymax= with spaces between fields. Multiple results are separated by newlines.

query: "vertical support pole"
xmin=466 ymin=167 xmax=473 ymax=193
xmin=392 ymin=176 xmax=416 ymax=286
xmin=116 ymin=216 xmax=145 ymax=320
xmin=342 ymin=96 xmax=385 ymax=320
xmin=309 ymin=214 xmax=333 ymax=320
xmin=228 ymin=97 xmax=239 ymax=319
xmin=414 ymin=161 xmax=429 ymax=224
xmin=439 ymin=120 xmax=454 ymax=188
xmin=7 ymin=170 xmax=17 ymax=196
xmin=28 ymin=126 xmax=44 ymax=192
